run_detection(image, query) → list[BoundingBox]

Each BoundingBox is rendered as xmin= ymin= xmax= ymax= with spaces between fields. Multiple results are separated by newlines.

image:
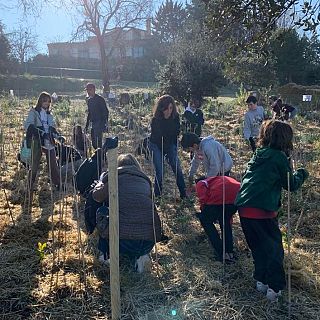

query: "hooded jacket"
xmin=196 ymin=176 xmax=240 ymax=209
xmin=189 ymin=136 xmax=233 ymax=179
xmin=92 ymin=165 xmax=162 ymax=241
xmin=235 ymin=147 xmax=308 ymax=212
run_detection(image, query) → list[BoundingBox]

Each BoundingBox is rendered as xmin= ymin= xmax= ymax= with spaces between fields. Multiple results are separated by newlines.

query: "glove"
xmin=296 ymin=168 xmax=309 ymax=180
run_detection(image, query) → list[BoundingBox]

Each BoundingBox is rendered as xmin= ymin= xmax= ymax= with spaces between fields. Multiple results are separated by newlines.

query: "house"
xmin=47 ymin=23 xmax=153 ymax=62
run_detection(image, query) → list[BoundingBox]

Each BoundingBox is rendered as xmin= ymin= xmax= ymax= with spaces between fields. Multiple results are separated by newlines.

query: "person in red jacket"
xmin=195 ymin=176 xmax=240 ymax=263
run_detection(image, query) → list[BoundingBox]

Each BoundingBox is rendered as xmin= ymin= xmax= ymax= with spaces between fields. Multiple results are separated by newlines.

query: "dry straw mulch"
xmin=0 ymin=96 xmax=319 ymax=319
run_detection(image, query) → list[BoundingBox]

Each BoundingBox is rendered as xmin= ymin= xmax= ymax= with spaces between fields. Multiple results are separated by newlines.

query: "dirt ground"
xmin=0 ymin=95 xmax=319 ymax=319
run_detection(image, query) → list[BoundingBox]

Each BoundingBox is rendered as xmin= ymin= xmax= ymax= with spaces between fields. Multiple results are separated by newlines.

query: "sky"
xmin=0 ymin=1 xmax=78 ymax=54
xmin=0 ymin=0 xmax=163 ymax=55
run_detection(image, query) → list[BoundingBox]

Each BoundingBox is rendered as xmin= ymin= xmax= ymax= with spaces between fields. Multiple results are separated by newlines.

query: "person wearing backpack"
xmin=23 ymin=91 xmax=64 ymax=189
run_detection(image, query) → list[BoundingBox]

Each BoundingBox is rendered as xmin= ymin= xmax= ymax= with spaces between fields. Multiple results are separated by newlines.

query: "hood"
xmin=200 ymin=136 xmax=215 ymax=145
xmin=248 ymin=147 xmax=283 ymax=170
xmin=118 ymin=165 xmax=151 ymax=184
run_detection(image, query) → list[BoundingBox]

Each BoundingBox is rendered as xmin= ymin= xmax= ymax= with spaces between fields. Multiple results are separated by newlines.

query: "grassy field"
xmin=0 ymin=90 xmax=319 ymax=319
xmin=0 ymin=74 xmax=157 ymax=97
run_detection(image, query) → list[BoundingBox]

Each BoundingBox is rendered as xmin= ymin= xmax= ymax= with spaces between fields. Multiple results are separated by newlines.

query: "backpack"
xmin=18 ymin=140 xmax=32 ymax=167
xmin=84 ymin=190 xmax=103 ymax=234
xmin=75 ymin=149 xmax=103 ymax=196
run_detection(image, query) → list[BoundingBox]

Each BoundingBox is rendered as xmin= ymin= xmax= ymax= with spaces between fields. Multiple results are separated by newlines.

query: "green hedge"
xmin=0 ymin=74 xmax=88 ymax=96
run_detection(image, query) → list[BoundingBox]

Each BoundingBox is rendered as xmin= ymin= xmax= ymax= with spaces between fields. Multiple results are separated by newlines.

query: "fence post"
xmin=107 ymin=138 xmax=120 ymax=320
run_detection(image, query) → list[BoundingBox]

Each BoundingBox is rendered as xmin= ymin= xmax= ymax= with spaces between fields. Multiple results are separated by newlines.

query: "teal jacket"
xmin=235 ymin=147 xmax=308 ymax=212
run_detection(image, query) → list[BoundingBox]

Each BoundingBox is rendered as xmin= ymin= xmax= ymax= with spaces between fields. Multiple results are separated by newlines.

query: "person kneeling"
xmin=92 ymin=153 xmax=162 ymax=272
xmin=195 ymin=176 xmax=240 ymax=263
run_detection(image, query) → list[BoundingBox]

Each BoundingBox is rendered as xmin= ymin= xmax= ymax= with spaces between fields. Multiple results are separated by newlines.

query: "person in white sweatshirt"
xmin=181 ymin=133 xmax=233 ymax=185
xmin=243 ymin=95 xmax=266 ymax=152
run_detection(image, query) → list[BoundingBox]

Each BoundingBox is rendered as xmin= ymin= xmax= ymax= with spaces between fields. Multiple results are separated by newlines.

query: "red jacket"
xmin=196 ymin=176 xmax=240 ymax=208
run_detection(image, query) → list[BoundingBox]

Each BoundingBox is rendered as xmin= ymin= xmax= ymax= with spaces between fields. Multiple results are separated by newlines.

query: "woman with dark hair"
xmin=24 ymin=91 xmax=64 ymax=188
xmin=149 ymin=95 xmax=186 ymax=198
xmin=235 ymin=120 xmax=308 ymax=302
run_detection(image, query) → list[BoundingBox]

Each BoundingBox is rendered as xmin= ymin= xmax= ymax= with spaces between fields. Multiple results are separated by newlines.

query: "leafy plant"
xmin=37 ymin=242 xmax=47 ymax=260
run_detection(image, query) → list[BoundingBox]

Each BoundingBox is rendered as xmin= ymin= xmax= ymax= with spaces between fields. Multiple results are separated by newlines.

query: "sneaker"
xmin=266 ymin=288 xmax=281 ymax=302
xmin=98 ymin=253 xmax=110 ymax=265
xmin=256 ymin=281 xmax=269 ymax=294
xmin=135 ymin=254 xmax=151 ymax=273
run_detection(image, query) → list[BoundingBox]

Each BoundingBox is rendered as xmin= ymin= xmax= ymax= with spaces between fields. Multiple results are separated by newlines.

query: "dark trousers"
xmin=98 ymin=238 xmax=154 ymax=261
xmin=240 ymin=217 xmax=286 ymax=292
xmin=91 ymin=128 xmax=103 ymax=149
xmin=198 ymin=204 xmax=237 ymax=259
xmin=28 ymin=140 xmax=60 ymax=187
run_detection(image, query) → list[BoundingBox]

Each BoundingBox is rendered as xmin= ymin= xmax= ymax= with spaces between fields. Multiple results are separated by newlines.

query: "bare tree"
xmin=9 ymin=25 xmax=38 ymax=66
xmin=72 ymin=0 xmax=152 ymax=93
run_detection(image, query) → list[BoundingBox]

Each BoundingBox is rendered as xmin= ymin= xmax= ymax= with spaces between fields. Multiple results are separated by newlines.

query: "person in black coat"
xmin=85 ymin=83 xmax=109 ymax=149
xmin=149 ymin=95 xmax=186 ymax=198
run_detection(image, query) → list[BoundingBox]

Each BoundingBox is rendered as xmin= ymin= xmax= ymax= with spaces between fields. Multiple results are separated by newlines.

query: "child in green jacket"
xmin=235 ymin=120 xmax=308 ymax=302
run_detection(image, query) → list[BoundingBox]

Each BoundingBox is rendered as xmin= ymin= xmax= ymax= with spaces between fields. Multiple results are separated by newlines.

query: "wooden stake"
xmin=287 ymin=171 xmax=292 ymax=318
xmin=108 ymin=145 xmax=121 ymax=320
xmin=3 ymin=189 xmax=15 ymax=227
xmin=222 ymin=164 xmax=226 ymax=271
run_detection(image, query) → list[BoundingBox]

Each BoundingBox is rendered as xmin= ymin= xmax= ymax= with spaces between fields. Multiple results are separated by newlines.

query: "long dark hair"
xmin=35 ymin=91 xmax=51 ymax=113
xmin=258 ymin=119 xmax=293 ymax=155
xmin=153 ymin=95 xmax=178 ymax=119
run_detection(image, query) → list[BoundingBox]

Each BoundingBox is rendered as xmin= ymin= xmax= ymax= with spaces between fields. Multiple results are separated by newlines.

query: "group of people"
xmin=21 ymin=83 xmax=109 ymax=190
xmin=243 ymin=94 xmax=297 ymax=151
xmin=21 ymin=88 xmax=307 ymax=302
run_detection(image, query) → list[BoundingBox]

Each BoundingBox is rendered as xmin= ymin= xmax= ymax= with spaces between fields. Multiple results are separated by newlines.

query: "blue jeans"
xmin=98 ymin=237 xmax=154 ymax=260
xmin=149 ymin=142 xmax=186 ymax=197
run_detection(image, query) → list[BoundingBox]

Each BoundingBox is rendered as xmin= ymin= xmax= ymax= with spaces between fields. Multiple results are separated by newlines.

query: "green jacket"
xmin=235 ymin=147 xmax=308 ymax=212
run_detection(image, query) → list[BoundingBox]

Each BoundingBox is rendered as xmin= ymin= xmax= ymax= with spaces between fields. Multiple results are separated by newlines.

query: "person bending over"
xmin=195 ymin=176 xmax=240 ymax=263
xmin=92 ymin=153 xmax=162 ymax=272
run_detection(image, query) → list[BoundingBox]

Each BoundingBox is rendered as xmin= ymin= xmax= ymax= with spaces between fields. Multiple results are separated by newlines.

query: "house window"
xmin=79 ymin=49 xmax=89 ymax=58
xmin=132 ymin=47 xmax=144 ymax=57
xmin=126 ymin=47 xmax=132 ymax=57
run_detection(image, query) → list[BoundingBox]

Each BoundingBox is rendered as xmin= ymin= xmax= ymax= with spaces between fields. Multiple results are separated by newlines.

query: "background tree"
xmin=203 ymin=0 xmax=320 ymax=58
xmin=156 ymin=33 xmax=225 ymax=104
xmin=9 ymin=25 xmax=38 ymax=72
xmin=0 ymin=21 xmax=12 ymax=74
xmin=152 ymin=0 xmax=187 ymax=44
xmin=270 ymin=29 xmax=309 ymax=84
xmin=71 ymin=0 xmax=152 ymax=93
